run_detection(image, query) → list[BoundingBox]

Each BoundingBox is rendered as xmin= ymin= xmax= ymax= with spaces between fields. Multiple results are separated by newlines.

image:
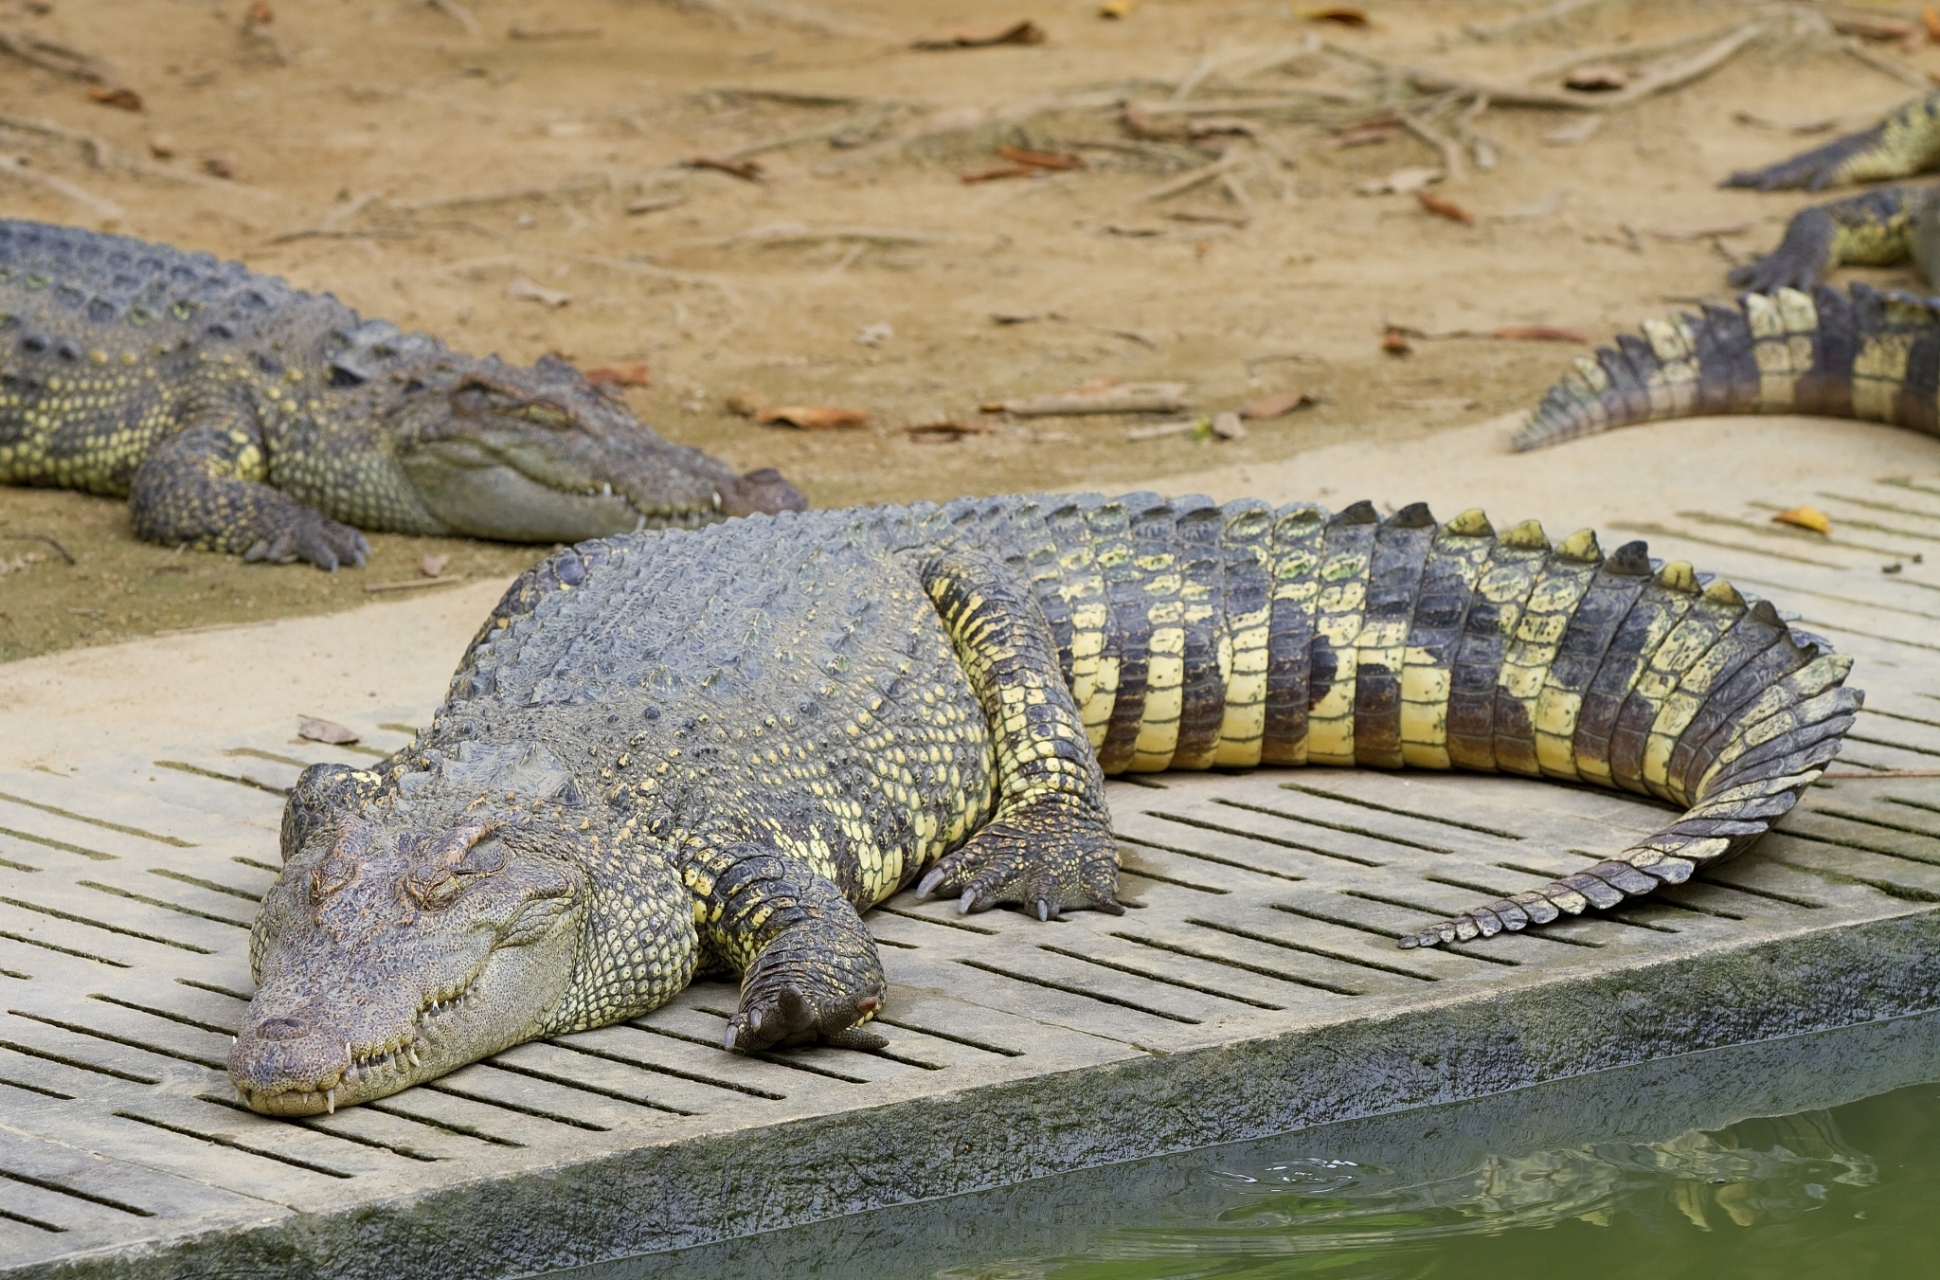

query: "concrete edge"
xmin=18 ymin=903 xmax=1940 ymax=1280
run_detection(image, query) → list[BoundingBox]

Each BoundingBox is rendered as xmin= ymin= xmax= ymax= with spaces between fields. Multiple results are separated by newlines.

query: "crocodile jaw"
xmin=230 ymin=916 xmax=580 ymax=1116
xmin=399 ymin=441 xmax=722 ymax=542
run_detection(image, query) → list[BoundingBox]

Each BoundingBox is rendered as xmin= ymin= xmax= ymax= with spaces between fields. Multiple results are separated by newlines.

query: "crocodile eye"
xmin=516 ymin=404 xmax=572 ymax=429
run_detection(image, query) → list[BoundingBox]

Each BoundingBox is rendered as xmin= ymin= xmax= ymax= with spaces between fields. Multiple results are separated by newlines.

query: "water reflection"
xmin=938 ymin=1112 xmax=1881 ymax=1280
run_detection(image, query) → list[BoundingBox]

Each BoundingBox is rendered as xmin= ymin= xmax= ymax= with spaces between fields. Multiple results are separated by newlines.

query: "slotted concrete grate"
xmin=5 ymin=471 xmax=1940 ymax=1277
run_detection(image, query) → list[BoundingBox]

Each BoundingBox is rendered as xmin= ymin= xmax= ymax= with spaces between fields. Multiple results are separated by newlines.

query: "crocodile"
xmin=0 ymin=219 xmax=803 ymax=569
xmin=1725 ymin=91 xmax=1940 ymax=193
xmin=229 ymin=491 xmax=1858 ymax=1117
xmin=1513 ymin=283 xmax=1940 ymax=450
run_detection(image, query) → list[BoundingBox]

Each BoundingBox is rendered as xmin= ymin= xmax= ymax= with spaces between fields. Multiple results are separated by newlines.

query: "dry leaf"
xmin=1493 ymin=325 xmax=1590 ymax=343
xmin=1099 ymin=0 xmax=1136 ymax=16
xmin=1831 ymin=14 xmax=1917 ymax=41
xmin=1544 ymin=116 xmax=1603 ymax=146
xmin=246 ymin=0 xmax=274 ymax=23
xmin=993 ymin=380 xmax=1188 ymax=416
xmin=421 ymin=553 xmax=451 ymax=578
xmin=87 ymin=86 xmax=142 ymax=111
xmin=961 ymin=165 xmax=1034 ymax=183
xmin=1297 ymin=6 xmax=1368 ymax=25
xmin=148 ymin=134 xmax=176 ymax=158
xmin=1927 ymin=6 xmax=1940 ymax=41
xmin=1323 ymin=120 xmax=1401 ymax=148
xmin=1238 ymin=392 xmax=1314 ymax=420
xmin=1772 ymin=505 xmax=1832 ymax=535
xmin=725 ymin=390 xmax=768 ymax=418
xmin=626 ymin=194 xmax=684 ymax=215
xmin=507 ymin=278 xmax=571 ymax=308
xmin=298 ymin=716 xmax=359 ymax=746
xmin=585 ymin=363 xmax=652 ymax=387
xmin=997 ymin=144 xmax=1082 ymax=170
xmin=913 ymin=19 xmax=1046 ymax=48
xmin=685 ymin=155 xmax=765 ymax=181
xmin=1380 ymin=328 xmax=1413 ymax=356
xmin=1357 ymin=167 xmax=1440 ymax=195
xmin=203 ymin=156 xmax=236 ymax=179
xmin=854 ymin=322 xmax=894 ymax=347
xmin=757 ymin=405 xmax=869 ymax=430
xmin=1563 ymin=63 xmax=1629 ymax=92
xmin=1416 ymin=190 xmax=1474 ymax=226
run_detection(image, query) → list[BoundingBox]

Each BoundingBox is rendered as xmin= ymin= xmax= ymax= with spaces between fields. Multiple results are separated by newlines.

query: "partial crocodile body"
xmin=1726 ymin=91 xmax=1940 ymax=192
xmin=230 ymin=492 xmax=1858 ymax=1117
xmin=1515 ymin=283 xmax=1940 ymax=450
xmin=1725 ymin=185 xmax=1940 ymax=293
xmin=0 ymin=220 xmax=802 ymax=568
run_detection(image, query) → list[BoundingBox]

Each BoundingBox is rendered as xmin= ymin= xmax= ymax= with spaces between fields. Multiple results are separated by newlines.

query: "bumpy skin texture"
xmin=1514 ymin=283 xmax=1940 ymax=450
xmin=1726 ymin=186 xmax=1940 ymax=292
xmin=231 ymin=492 xmax=1859 ymax=1117
xmin=1726 ymin=91 xmax=1940 ymax=192
xmin=0 ymin=219 xmax=803 ymax=568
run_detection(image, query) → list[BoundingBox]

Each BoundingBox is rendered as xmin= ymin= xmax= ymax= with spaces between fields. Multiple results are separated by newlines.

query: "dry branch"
xmin=1464 ymin=0 xmax=1622 ymax=42
xmin=0 ymin=154 xmax=122 ymax=218
xmin=0 ymin=28 xmax=117 ymax=85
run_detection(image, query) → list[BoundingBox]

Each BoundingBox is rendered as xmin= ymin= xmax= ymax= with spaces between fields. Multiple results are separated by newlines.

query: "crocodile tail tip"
xmin=1397 ymin=858 xmax=1692 ymax=949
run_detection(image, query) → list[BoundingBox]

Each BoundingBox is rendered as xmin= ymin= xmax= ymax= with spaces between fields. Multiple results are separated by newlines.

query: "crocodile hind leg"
xmin=685 ymin=840 xmax=890 ymax=1053
xmin=911 ymin=548 xmax=1124 ymax=920
xmin=131 ymin=408 xmax=370 ymax=570
xmin=1725 ymin=187 xmax=1927 ymax=292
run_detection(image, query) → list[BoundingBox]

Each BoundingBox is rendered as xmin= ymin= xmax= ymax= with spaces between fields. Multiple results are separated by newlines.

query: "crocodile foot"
xmin=724 ymin=918 xmax=887 ymax=1053
xmin=243 ymin=514 xmax=371 ymax=571
xmin=915 ymin=809 xmax=1124 ymax=920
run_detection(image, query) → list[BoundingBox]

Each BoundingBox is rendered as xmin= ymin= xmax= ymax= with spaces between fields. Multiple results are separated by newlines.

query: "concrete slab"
xmin=3 ymin=416 xmax=1940 ymax=1279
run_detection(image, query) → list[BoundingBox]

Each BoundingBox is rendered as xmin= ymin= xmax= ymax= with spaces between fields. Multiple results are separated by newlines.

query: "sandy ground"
xmin=5 ymin=0 xmax=1940 ymax=661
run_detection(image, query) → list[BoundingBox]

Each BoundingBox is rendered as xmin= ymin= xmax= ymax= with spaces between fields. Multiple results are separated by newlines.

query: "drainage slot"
xmin=1116 ymin=834 xmax=1307 ymax=882
xmin=8 ymin=1010 xmax=226 ymax=1072
xmin=195 ymin=1093 xmax=442 ymax=1162
xmin=0 ymin=1039 xmax=159 ymax=1085
xmin=553 ymin=1035 xmax=786 ymax=1100
xmin=0 ymin=929 xmax=130 ymax=968
xmin=1183 ymin=918 xmax=1436 ymax=981
xmin=481 ymin=1057 xmax=696 ymax=1115
xmin=868 ymin=1016 xmax=1023 ymax=1059
xmin=953 ymin=958 xmax=1201 ymax=1024
xmin=1275 ymin=782 xmax=1526 ymax=839
xmin=0 ymin=792 xmax=190 ymax=847
xmin=0 ymin=1165 xmax=153 ymax=1216
xmin=421 ymin=1080 xmax=610 ymax=1131
xmin=0 ymin=898 xmax=213 ymax=954
xmin=1109 ymin=931 xmax=1363 ymax=995
xmin=88 ymin=994 xmax=235 ymax=1037
xmin=152 ymin=761 xmax=288 ymax=797
xmin=1212 ymin=797 xmax=1454 ymax=854
xmin=148 ymin=868 xmax=262 ymax=902
xmin=363 ymin=1100 xmax=524 ymax=1148
xmin=1035 ymin=942 xmax=1283 ymax=1010
xmin=112 ymin=1110 xmax=354 ymax=1179
xmin=1141 ymin=812 xmax=1383 ymax=868
xmin=77 ymin=881 xmax=251 ymax=930
xmin=0 ymin=826 xmax=113 ymax=862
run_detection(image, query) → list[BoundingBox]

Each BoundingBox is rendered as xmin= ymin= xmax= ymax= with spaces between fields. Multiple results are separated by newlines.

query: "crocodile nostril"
xmin=255 ymin=1017 xmax=308 ymax=1042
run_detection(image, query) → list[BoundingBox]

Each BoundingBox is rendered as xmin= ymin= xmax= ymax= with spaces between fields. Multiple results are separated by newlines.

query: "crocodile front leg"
xmin=686 ymin=840 xmax=889 ymax=1054
xmin=130 ymin=406 xmax=371 ymax=570
xmin=1726 ymin=186 xmax=1927 ymax=292
xmin=911 ymin=548 xmax=1125 ymax=921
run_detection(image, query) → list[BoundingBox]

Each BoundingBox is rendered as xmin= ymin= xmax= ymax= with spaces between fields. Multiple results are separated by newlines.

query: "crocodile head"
xmin=385 ymin=351 xmax=805 ymax=542
xmin=230 ymin=808 xmax=589 ymax=1116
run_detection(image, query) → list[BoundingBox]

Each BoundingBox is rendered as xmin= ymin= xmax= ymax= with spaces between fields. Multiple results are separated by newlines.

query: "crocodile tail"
xmin=1019 ymin=492 xmax=1858 ymax=946
xmin=1511 ymin=282 xmax=1940 ymax=451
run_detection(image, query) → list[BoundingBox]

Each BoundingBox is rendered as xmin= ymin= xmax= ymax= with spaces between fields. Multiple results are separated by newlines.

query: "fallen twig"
xmin=1649 ymin=220 xmax=1751 ymax=242
xmin=1841 ymin=37 xmax=1930 ymax=88
xmin=1 ymin=533 xmax=75 ymax=565
xmin=1464 ymin=0 xmax=1620 ymax=42
xmin=1399 ymin=111 xmax=1464 ymax=183
xmin=1417 ymin=189 xmax=1474 ymax=225
xmin=913 ymin=19 xmax=1045 ymax=49
xmin=987 ymin=381 xmax=1189 ymax=416
xmin=1136 ymin=151 xmax=1243 ymax=202
xmin=712 ymin=221 xmax=947 ymax=247
xmin=0 ymin=28 xmax=117 ymax=85
xmin=0 ymin=154 xmax=122 ymax=218
xmin=685 ymin=154 xmax=765 ymax=181
xmin=757 ymin=405 xmax=868 ymax=429
xmin=1328 ymin=22 xmax=1767 ymax=112
xmin=428 ymin=0 xmax=483 ymax=37
xmin=1822 ymin=769 xmax=1940 ymax=779
xmin=509 ymin=21 xmax=601 ymax=39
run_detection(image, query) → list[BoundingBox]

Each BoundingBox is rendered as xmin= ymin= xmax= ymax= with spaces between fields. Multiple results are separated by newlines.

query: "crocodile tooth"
xmin=711 ymin=490 xmax=722 ymax=512
xmin=601 ymin=482 xmax=613 ymax=498
xmin=326 ymin=1087 xmax=336 ymax=1115
xmin=408 ymin=1047 xmax=421 ymax=1067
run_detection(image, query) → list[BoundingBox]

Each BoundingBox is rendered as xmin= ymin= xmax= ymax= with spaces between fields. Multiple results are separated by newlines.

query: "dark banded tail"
xmin=957 ymin=493 xmax=1862 ymax=951
xmin=1513 ymin=282 xmax=1940 ymax=451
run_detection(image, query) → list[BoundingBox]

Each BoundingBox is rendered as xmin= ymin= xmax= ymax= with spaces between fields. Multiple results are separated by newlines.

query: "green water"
xmin=962 ymin=1082 xmax=1933 ymax=1279
xmin=582 ymin=1013 xmax=1940 ymax=1280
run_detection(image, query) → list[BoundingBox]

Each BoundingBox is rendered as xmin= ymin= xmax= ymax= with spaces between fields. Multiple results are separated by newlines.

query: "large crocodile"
xmin=0 ymin=219 xmax=802 ymax=568
xmin=229 ymin=491 xmax=1857 ymax=1116
xmin=1514 ymin=283 xmax=1940 ymax=450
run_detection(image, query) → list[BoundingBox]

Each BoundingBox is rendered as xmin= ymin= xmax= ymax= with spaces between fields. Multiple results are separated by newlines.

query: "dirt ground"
xmin=2 ymin=0 xmax=1937 ymax=662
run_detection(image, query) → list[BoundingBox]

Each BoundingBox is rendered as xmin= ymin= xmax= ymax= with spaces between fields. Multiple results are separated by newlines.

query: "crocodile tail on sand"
xmin=1512 ymin=282 xmax=1940 ymax=451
